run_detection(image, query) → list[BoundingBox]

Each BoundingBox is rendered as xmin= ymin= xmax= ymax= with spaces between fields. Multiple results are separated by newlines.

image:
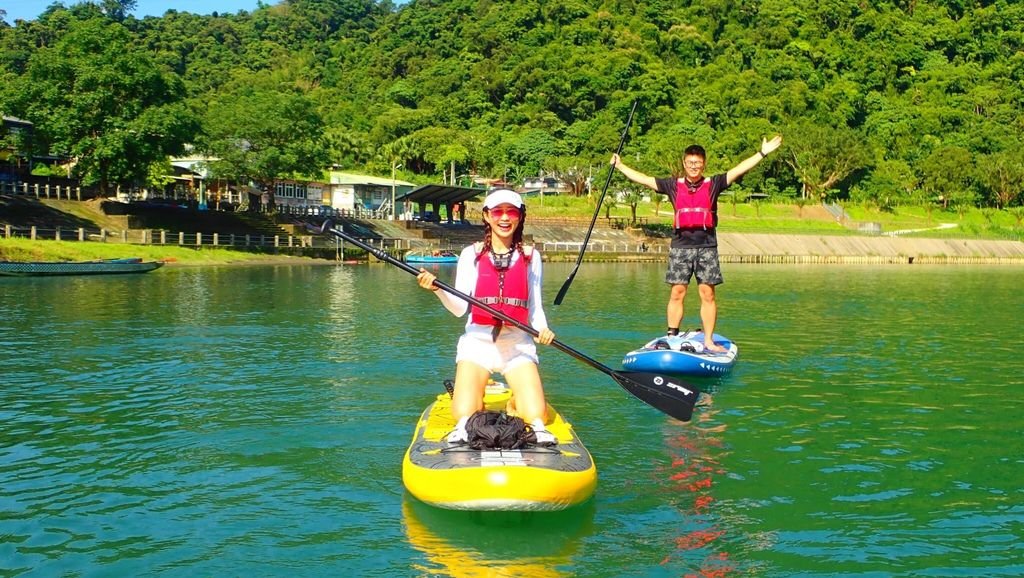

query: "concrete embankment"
xmin=335 ymin=217 xmax=1024 ymax=265
xmin=716 ymin=233 xmax=1024 ymax=264
xmin=537 ymin=231 xmax=1024 ymax=265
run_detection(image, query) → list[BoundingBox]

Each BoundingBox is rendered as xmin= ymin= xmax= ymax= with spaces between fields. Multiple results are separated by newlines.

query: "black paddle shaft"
xmin=328 ymin=225 xmax=599 ymax=364
xmin=322 ymin=223 xmax=700 ymax=422
xmin=553 ymin=98 xmax=639 ymax=306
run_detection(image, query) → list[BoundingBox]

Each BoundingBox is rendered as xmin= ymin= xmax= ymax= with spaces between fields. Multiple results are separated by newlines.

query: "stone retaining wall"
xmin=717 ymin=233 xmax=1024 ymax=260
xmin=538 ymin=232 xmax=1024 ymax=265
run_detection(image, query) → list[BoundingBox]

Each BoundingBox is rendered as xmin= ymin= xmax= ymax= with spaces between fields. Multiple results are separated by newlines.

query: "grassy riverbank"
xmin=0 ymin=237 xmax=322 ymax=265
xmin=524 ymin=195 xmax=1024 ymax=241
xmin=3 ymin=194 xmax=1023 ymax=265
xmin=6 ymin=194 xmax=1024 ymax=242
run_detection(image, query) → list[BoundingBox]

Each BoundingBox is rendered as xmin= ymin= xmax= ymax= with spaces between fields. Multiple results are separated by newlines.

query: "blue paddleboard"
xmin=622 ymin=330 xmax=737 ymax=377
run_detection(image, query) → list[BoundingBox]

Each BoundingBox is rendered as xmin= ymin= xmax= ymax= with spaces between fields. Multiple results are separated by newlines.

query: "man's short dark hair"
xmin=684 ymin=145 xmax=706 ymax=159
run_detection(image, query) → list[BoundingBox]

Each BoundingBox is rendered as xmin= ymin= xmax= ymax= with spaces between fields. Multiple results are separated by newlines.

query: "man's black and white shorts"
xmin=666 ymin=246 xmax=724 ymax=286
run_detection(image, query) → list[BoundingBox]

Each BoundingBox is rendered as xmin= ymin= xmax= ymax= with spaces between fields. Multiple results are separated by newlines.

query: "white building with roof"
xmin=328 ymin=170 xmax=415 ymax=216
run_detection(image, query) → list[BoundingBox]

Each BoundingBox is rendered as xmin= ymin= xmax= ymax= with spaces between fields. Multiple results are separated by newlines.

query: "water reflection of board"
xmin=622 ymin=331 xmax=737 ymax=377
xmin=402 ymin=498 xmax=595 ymax=576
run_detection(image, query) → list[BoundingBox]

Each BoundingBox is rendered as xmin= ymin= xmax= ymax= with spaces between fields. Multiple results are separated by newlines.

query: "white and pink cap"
xmin=482 ymin=189 xmax=523 ymax=209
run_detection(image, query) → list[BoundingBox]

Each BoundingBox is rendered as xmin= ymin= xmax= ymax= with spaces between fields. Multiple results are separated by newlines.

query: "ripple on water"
xmin=3 ymin=264 xmax=1023 ymax=576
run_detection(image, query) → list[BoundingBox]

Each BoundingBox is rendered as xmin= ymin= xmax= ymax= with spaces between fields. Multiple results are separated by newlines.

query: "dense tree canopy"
xmin=199 ymin=67 xmax=331 ymax=197
xmin=1 ymin=17 xmax=195 ymax=192
xmin=1 ymin=0 xmax=1022 ymax=207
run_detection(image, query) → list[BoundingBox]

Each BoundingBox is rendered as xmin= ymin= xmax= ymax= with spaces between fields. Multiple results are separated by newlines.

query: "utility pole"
xmin=391 ymin=161 xmax=402 ymax=221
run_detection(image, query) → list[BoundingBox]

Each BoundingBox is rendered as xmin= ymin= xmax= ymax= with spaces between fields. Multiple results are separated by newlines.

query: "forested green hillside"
xmin=2 ymin=0 xmax=1022 ymax=210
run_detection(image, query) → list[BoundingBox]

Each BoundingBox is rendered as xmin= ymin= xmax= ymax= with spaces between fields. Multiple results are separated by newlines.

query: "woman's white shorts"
xmin=456 ymin=325 xmax=538 ymax=373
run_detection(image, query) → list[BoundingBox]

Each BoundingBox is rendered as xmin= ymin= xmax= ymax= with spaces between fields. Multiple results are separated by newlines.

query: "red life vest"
xmin=470 ymin=249 xmax=530 ymax=327
xmin=673 ymin=178 xmax=715 ymax=229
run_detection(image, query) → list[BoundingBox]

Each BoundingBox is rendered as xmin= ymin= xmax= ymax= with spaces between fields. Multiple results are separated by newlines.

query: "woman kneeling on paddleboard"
xmin=416 ymin=189 xmax=557 ymax=445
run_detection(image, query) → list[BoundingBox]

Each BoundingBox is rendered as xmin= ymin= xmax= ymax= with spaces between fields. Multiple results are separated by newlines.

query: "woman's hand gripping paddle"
xmin=321 ymin=222 xmax=700 ymax=422
xmin=553 ymin=98 xmax=639 ymax=306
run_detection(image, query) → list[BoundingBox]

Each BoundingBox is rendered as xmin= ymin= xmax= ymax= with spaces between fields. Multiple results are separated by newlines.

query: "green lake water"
xmin=2 ymin=261 xmax=1022 ymax=577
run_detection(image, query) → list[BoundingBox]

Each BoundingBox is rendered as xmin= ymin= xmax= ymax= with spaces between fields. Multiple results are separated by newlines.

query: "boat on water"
xmin=404 ymin=250 xmax=458 ymax=264
xmin=403 ymin=382 xmax=597 ymax=511
xmin=0 ymin=258 xmax=164 ymax=277
xmin=622 ymin=330 xmax=738 ymax=377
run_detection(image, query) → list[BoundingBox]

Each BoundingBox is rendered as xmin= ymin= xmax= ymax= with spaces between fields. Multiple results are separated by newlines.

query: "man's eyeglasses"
xmin=487 ymin=207 xmax=521 ymax=220
xmin=684 ymin=160 xmax=705 ymax=168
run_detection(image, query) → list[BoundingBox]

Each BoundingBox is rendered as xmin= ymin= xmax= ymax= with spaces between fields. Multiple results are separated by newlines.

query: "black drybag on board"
xmin=465 ymin=410 xmax=537 ymax=450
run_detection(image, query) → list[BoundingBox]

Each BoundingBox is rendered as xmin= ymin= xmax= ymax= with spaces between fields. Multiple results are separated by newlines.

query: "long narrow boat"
xmin=404 ymin=250 xmax=458 ymax=264
xmin=0 ymin=258 xmax=164 ymax=277
xmin=403 ymin=382 xmax=597 ymax=511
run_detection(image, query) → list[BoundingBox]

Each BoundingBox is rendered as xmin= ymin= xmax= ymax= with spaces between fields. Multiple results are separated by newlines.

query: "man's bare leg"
xmin=667 ymin=283 xmax=688 ymax=335
xmin=698 ymin=283 xmax=727 ymax=353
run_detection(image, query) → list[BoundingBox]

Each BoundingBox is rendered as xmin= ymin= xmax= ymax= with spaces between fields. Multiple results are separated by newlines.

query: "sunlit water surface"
xmin=2 ymin=262 xmax=1022 ymax=576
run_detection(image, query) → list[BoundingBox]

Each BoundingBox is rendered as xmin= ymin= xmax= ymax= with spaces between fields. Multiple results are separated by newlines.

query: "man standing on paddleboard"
xmin=611 ymin=135 xmax=782 ymax=353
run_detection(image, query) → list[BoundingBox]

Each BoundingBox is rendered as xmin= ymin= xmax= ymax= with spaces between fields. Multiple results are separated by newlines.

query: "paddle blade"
xmin=609 ymin=371 xmax=699 ymax=422
xmin=552 ymin=268 xmax=579 ymax=305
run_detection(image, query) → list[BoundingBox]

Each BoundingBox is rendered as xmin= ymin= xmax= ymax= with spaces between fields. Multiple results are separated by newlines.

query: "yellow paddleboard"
xmin=402 ymin=383 xmax=597 ymax=511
